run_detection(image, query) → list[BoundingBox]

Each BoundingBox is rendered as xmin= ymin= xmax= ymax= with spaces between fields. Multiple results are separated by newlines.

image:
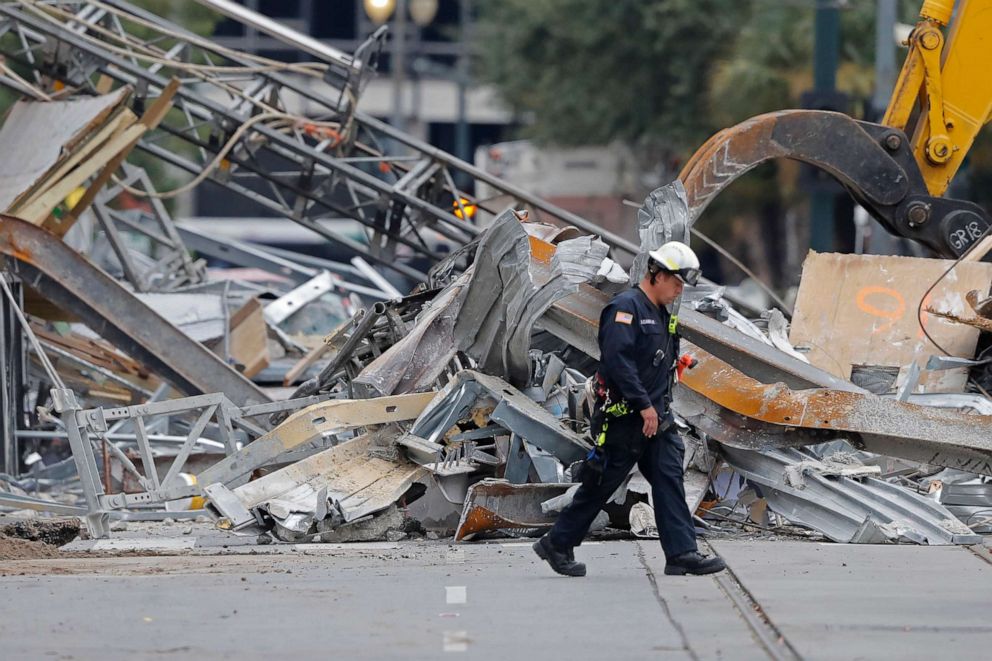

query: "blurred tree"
xmin=131 ymin=1 xmax=221 ymax=37
xmin=477 ymin=0 xmax=749 ymax=154
xmin=479 ymin=0 xmax=918 ymax=152
xmin=477 ymin=0 xmax=929 ymax=289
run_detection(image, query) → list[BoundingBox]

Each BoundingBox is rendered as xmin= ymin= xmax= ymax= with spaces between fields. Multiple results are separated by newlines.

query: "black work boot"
xmin=664 ymin=550 xmax=726 ymax=576
xmin=533 ymin=535 xmax=586 ymax=577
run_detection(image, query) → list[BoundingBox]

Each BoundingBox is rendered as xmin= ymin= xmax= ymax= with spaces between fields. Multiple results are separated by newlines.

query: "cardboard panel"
xmin=226 ymin=298 xmax=270 ymax=379
xmin=789 ymin=251 xmax=992 ymax=393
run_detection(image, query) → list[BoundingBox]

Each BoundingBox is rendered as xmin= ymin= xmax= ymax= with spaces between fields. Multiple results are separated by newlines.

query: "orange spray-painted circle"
xmin=855 ymin=286 xmax=905 ymax=334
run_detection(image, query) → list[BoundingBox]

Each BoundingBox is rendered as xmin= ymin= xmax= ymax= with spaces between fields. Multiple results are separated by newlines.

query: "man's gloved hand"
xmin=575 ymin=446 xmax=607 ymax=487
xmin=640 ymin=406 xmax=659 ymax=437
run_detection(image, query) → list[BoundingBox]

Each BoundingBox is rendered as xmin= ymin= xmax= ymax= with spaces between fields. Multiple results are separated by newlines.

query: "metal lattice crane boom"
xmin=0 ymin=0 xmax=637 ymax=282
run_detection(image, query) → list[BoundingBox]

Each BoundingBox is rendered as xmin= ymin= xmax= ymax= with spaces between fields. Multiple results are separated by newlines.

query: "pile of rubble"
xmin=1 ymin=1 xmax=991 ymax=553
xmin=6 ymin=179 xmax=992 ymax=550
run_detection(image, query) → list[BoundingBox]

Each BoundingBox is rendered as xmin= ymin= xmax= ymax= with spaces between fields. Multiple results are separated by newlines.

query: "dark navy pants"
xmin=548 ymin=413 xmax=698 ymax=560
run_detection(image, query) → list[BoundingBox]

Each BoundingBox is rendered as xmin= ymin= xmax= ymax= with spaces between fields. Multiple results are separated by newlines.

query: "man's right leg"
xmin=537 ymin=416 xmax=642 ymax=575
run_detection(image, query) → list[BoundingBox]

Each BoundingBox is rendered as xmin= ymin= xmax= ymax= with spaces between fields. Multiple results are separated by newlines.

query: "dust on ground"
xmin=0 ymin=534 xmax=62 ymax=560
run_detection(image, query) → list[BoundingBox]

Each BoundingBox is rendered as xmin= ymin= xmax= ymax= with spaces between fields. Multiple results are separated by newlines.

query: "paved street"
xmin=2 ymin=538 xmax=991 ymax=659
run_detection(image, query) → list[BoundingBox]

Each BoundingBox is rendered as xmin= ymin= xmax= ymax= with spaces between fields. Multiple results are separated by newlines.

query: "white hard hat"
xmin=647 ymin=241 xmax=701 ymax=286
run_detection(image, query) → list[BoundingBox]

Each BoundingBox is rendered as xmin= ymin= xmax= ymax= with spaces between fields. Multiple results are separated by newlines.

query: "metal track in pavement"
xmin=700 ymin=540 xmax=802 ymax=661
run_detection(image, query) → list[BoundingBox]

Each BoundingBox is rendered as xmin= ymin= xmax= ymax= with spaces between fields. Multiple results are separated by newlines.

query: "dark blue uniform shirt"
xmin=597 ymin=286 xmax=678 ymax=417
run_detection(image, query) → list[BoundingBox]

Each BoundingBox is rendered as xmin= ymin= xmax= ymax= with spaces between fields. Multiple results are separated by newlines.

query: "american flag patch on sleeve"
xmin=615 ymin=311 xmax=634 ymax=325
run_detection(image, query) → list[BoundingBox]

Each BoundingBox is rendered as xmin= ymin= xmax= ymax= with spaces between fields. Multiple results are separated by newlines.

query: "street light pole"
xmin=391 ymin=0 xmax=407 ymax=133
xmin=455 ymin=0 xmax=471 ymax=187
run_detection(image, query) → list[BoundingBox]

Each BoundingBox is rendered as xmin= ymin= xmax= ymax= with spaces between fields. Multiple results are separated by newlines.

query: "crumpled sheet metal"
xmin=550 ymin=235 xmax=610 ymax=285
xmin=763 ymin=308 xmax=807 ymax=363
xmin=631 ymin=180 xmax=692 ymax=283
xmin=410 ymin=370 xmax=590 ymax=465
xmin=454 ymin=479 xmax=573 ymax=540
xmin=354 ymin=210 xmax=529 ymax=397
xmin=210 ymin=433 xmax=426 ymax=537
xmin=354 ymin=279 xmax=467 ymax=397
xmin=357 ymin=212 xmax=613 ymax=393
xmin=720 ymin=445 xmax=981 ymax=545
xmin=502 ymin=234 xmax=611 ymax=386
xmin=454 ymin=210 xmax=532 ymax=376
xmin=782 ymin=454 xmax=881 ymax=488
xmin=676 ymin=346 xmax=992 ymax=477
xmin=463 ymin=218 xmax=610 ymax=386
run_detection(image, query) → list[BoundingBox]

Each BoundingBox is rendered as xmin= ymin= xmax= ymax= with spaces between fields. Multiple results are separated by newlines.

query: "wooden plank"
xmin=16 ymin=124 xmax=146 ymax=225
xmin=94 ymin=75 xmax=114 ymax=95
xmin=60 ymin=87 xmax=131 ymax=154
xmin=32 ymin=324 xmax=150 ymax=377
xmin=962 ymin=235 xmax=992 ymax=263
xmin=283 ymin=342 xmax=332 ymax=386
xmin=52 ymin=79 xmax=180 ymax=236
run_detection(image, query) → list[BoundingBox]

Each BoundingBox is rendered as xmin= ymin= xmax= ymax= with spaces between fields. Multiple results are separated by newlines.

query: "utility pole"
xmin=391 ymin=0 xmax=407 ymax=133
xmin=455 ymin=0 xmax=471 ymax=166
xmin=809 ymin=0 xmax=841 ymax=252
xmin=873 ymin=0 xmax=898 ymax=118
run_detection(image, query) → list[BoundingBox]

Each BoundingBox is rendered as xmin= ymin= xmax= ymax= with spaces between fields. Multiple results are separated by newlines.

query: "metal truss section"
xmin=59 ymin=388 xmax=239 ymax=537
xmin=0 ymin=273 xmax=25 ymax=474
xmin=0 ymin=0 xmax=639 ymax=284
xmin=0 ymin=215 xmax=268 ymax=407
xmin=56 ymin=386 xmax=341 ymax=537
xmin=91 ymin=162 xmax=206 ymax=291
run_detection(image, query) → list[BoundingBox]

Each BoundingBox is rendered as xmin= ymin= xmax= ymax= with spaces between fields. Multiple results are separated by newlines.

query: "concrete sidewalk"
xmin=0 ymin=539 xmax=989 ymax=659
xmin=710 ymin=540 xmax=992 ymax=659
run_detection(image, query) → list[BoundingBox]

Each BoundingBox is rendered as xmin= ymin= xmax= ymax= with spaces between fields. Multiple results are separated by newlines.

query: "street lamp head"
xmin=363 ymin=0 xmax=396 ymax=25
xmin=409 ymin=0 xmax=439 ymax=26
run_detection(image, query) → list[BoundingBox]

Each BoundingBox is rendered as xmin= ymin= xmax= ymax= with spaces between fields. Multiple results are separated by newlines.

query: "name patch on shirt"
xmin=639 ymin=318 xmax=657 ymax=326
xmin=614 ymin=311 xmax=634 ymax=325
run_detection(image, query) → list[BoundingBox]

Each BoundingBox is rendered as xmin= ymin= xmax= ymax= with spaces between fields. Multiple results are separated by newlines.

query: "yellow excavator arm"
xmin=679 ymin=0 xmax=992 ymax=258
xmin=883 ymin=0 xmax=992 ymax=196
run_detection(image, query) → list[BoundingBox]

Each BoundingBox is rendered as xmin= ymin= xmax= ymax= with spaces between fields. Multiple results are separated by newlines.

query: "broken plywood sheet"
xmin=789 ymin=251 xmax=992 ymax=392
xmin=0 ymin=89 xmax=130 ymax=211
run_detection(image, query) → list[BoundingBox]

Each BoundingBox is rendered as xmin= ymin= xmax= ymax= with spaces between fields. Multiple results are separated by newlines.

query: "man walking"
xmin=534 ymin=241 xmax=726 ymax=577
